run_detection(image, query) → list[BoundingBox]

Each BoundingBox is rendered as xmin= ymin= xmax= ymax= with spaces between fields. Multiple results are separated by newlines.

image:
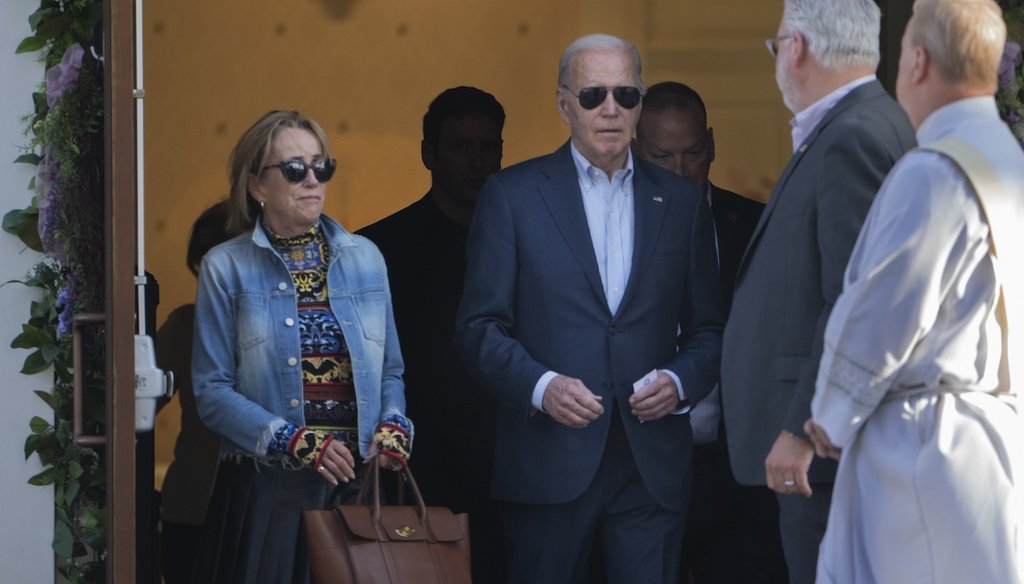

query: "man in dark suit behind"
xmin=635 ymin=81 xmax=787 ymax=584
xmin=358 ymin=86 xmax=506 ymax=583
xmin=456 ymin=34 xmax=724 ymax=584
xmin=720 ymin=1 xmax=916 ymax=583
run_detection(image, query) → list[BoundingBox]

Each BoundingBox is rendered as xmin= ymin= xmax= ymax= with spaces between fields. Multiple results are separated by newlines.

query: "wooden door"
xmin=105 ymin=0 xmax=137 ymax=581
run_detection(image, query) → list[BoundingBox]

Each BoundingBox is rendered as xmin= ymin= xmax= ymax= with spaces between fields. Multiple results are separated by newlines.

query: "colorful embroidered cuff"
xmin=380 ymin=413 xmax=413 ymax=437
xmin=286 ymin=426 xmax=335 ymax=469
xmin=372 ymin=422 xmax=411 ymax=465
xmin=269 ymin=422 xmax=299 ymax=454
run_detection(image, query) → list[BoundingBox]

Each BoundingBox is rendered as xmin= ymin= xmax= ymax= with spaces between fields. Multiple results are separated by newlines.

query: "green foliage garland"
xmin=1002 ymin=0 xmax=1024 ymax=22
xmin=999 ymin=1 xmax=1024 ymax=148
xmin=4 ymin=1 xmax=106 ymax=582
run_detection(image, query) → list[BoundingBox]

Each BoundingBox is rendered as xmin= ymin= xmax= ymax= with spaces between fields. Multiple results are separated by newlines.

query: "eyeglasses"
xmin=561 ymin=85 xmax=643 ymax=110
xmin=765 ymin=34 xmax=794 ymax=59
xmin=260 ymin=158 xmax=337 ymax=184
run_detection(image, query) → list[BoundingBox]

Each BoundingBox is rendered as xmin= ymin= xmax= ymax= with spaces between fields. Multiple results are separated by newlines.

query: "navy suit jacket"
xmin=710 ymin=183 xmax=764 ymax=309
xmin=455 ymin=142 xmax=724 ymax=512
xmin=721 ymin=80 xmax=917 ymax=486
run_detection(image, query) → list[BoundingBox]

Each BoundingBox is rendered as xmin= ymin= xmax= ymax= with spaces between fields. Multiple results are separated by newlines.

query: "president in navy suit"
xmin=456 ymin=34 xmax=724 ymax=584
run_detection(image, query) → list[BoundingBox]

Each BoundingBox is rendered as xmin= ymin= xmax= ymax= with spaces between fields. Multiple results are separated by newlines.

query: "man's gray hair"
xmin=783 ymin=0 xmax=881 ymax=71
xmin=557 ymin=34 xmax=644 ymax=89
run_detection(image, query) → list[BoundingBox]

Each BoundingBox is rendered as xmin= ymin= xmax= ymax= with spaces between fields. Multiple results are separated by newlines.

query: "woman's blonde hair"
xmin=226 ymin=110 xmax=334 ymax=233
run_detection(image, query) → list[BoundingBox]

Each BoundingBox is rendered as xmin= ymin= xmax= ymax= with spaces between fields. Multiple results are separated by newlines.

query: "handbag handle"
xmin=352 ymin=458 xmax=429 ymax=526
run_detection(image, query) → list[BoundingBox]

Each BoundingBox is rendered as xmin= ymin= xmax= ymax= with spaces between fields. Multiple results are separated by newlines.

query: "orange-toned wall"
xmin=146 ymin=0 xmax=789 ymax=484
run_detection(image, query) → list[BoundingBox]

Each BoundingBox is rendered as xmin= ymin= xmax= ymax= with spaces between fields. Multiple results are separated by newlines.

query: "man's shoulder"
xmin=357 ymin=195 xmax=433 ymax=242
xmin=711 ymin=184 xmax=763 ymax=211
xmin=158 ymin=303 xmax=195 ymax=337
xmin=492 ymin=146 xmax=569 ymax=184
xmin=808 ymin=89 xmax=915 ymax=166
xmin=829 ymin=82 xmax=913 ymax=137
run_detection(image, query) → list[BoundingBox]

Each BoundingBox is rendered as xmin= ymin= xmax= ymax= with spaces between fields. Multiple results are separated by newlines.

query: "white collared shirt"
xmin=569 ymin=141 xmax=635 ymax=315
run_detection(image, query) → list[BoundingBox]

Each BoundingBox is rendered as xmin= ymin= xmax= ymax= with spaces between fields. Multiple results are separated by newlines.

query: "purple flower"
xmin=35 ymin=148 xmax=64 ymax=259
xmin=44 ymin=44 xmax=85 ymax=108
xmin=56 ymin=285 xmax=76 ymax=337
xmin=998 ymin=42 xmax=1022 ymax=91
xmin=1010 ymin=111 xmax=1024 ymax=125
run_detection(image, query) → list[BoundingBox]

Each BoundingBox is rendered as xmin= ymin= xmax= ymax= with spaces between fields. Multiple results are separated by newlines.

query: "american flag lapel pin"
xmin=653 ymin=195 xmax=663 ymax=203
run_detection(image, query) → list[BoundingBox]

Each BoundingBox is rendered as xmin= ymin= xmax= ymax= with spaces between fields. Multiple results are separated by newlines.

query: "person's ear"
xmin=421 ymin=140 xmax=434 ymax=172
xmin=248 ymin=171 xmax=266 ymax=204
xmin=912 ymin=45 xmax=929 ymax=85
xmin=557 ymin=89 xmax=572 ymax=125
xmin=790 ymin=32 xmax=808 ymax=66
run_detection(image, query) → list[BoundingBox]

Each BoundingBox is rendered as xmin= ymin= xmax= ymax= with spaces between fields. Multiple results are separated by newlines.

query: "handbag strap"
xmin=919 ymin=137 xmax=1023 ymax=396
xmin=342 ymin=457 xmax=429 ymax=525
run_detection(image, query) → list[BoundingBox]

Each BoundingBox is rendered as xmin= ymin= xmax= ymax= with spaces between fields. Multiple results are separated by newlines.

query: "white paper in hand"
xmin=632 ymin=369 xmax=658 ymax=394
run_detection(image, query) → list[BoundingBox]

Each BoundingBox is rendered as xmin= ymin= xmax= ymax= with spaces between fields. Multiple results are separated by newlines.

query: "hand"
xmin=628 ymin=372 xmax=679 ymax=423
xmin=542 ymin=375 xmax=604 ymax=428
xmin=804 ymin=418 xmax=842 ymax=461
xmin=765 ymin=430 xmax=815 ymax=497
xmin=365 ymin=443 xmax=404 ymax=472
xmin=316 ymin=438 xmax=356 ymax=486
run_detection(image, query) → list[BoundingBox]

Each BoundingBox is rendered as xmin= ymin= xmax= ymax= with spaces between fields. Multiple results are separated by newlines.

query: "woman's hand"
xmin=365 ymin=443 xmax=404 ymax=471
xmin=370 ymin=416 xmax=412 ymax=469
xmin=316 ymin=439 xmax=356 ymax=485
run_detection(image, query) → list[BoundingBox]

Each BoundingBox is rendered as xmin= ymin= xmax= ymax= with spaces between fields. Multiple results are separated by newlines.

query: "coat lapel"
xmin=618 ymin=160 xmax=668 ymax=317
xmin=537 ymin=143 xmax=607 ymax=308
xmin=740 ymin=141 xmax=806 ymax=270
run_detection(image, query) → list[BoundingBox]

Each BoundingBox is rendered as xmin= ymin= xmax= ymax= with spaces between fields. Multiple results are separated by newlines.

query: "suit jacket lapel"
xmin=538 ymin=143 xmax=607 ymax=308
xmin=736 ymin=80 xmax=887 ymax=281
xmin=740 ymin=142 xmax=805 ymax=272
xmin=619 ymin=161 xmax=668 ymax=317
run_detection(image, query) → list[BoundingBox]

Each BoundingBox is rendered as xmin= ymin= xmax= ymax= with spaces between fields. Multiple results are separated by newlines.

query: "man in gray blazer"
xmin=720 ymin=1 xmax=916 ymax=583
xmin=457 ymin=34 xmax=723 ymax=584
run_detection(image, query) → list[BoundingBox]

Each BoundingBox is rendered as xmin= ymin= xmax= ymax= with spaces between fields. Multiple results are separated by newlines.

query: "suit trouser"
xmin=775 ymin=482 xmax=833 ymax=584
xmin=502 ymin=406 xmax=685 ymax=584
xmin=681 ymin=437 xmax=788 ymax=584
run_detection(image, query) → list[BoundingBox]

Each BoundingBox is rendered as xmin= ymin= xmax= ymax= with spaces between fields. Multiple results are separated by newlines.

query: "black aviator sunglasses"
xmin=260 ymin=158 xmax=337 ymax=184
xmin=561 ymin=85 xmax=643 ymax=110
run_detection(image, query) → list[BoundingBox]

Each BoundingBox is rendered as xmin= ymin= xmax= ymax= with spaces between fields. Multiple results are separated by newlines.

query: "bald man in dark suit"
xmin=635 ymin=81 xmax=786 ymax=584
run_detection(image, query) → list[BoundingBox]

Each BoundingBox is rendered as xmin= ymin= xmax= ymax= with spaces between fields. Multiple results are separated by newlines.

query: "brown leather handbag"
xmin=303 ymin=459 xmax=472 ymax=584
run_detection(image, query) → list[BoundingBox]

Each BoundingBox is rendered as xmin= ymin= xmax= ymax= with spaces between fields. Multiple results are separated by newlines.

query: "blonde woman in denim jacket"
xmin=190 ymin=110 xmax=412 ymax=584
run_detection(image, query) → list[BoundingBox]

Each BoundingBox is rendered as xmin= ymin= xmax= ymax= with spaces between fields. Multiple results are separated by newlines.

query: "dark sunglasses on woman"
xmin=260 ymin=158 xmax=337 ymax=184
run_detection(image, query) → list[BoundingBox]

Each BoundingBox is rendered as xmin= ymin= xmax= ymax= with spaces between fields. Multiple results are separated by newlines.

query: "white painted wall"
xmin=0 ymin=1 xmax=57 ymax=581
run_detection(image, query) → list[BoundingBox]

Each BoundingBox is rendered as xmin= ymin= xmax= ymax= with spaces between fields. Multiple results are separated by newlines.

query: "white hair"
xmin=783 ymin=0 xmax=881 ymax=71
xmin=557 ymin=34 xmax=643 ymax=89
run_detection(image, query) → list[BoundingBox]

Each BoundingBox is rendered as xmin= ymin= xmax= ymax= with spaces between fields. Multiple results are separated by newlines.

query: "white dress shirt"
xmin=531 ymin=142 xmax=684 ymax=411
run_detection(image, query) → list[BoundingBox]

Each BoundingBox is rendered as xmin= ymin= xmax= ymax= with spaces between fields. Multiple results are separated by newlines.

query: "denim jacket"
xmin=192 ymin=214 xmax=407 ymax=459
